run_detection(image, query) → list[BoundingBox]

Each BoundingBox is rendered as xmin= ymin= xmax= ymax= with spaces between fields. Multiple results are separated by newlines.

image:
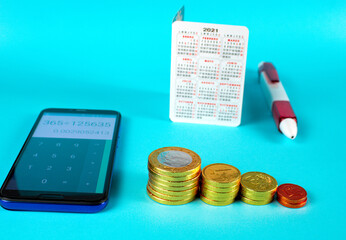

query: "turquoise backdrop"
xmin=0 ymin=0 xmax=345 ymax=239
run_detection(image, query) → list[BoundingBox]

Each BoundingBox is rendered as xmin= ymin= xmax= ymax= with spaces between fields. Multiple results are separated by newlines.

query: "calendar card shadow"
xmin=241 ymin=68 xmax=268 ymax=126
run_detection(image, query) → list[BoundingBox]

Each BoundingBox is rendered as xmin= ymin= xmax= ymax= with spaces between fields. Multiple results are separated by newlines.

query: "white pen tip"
xmin=279 ymin=118 xmax=298 ymax=140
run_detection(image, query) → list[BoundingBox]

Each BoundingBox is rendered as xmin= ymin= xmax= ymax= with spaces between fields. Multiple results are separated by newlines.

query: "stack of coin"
xmin=240 ymin=172 xmax=277 ymax=205
xmin=200 ymin=163 xmax=241 ymax=206
xmin=146 ymin=147 xmax=201 ymax=205
xmin=277 ymin=183 xmax=307 ymax=208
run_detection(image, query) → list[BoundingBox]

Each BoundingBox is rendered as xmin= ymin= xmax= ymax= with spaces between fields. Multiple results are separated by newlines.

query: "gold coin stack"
xmin=146 ymin=147 xmax=201 ymax=205
xmin=240 ymin=171 xmax=278 ymax=205
xmin=200 ymin=163 xmax=241 ymax=206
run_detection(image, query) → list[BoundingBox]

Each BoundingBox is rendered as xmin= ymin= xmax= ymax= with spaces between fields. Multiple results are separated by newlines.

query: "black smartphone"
xmin=0 ymin=108 xmax=121 ymax=213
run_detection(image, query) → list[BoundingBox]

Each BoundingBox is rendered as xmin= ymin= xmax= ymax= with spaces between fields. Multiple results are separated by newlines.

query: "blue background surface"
xmin=0 ymin=0 xmax=345 ymax=239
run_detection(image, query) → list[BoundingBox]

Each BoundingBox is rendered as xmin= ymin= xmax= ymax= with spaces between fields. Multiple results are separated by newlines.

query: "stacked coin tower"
xmin=146 ymin=147 xmax=201 ymax=205
xmin=200 ymin=163 xmax=241 ymax=206
xmin=277 ymin=184 xmax=307 ymax=208
xmin=240 ymin=172 xmax=278 ymax=205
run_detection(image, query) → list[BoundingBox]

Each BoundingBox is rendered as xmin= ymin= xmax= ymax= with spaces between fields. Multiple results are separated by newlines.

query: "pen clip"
xmin=259 ymin=62 xmax=279 ymax=83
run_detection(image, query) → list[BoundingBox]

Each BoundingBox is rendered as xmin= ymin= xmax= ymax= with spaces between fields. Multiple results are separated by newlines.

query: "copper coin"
xmin=277 ymin=195 xmax=306 ymax=204
xmin=278 ymin=197 xmax=307 ymax=208
xmin=277 ymin=184 xmax=307 ymax=203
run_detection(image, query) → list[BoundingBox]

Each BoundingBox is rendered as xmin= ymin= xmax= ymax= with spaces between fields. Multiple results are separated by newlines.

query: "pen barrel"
xmin=259 ymin=71 xmax=289 ymax=110
xmin=272 ymin=101 xmax=297 ymax=131
xmin=258 ymin=62 xmax=297 ymax=132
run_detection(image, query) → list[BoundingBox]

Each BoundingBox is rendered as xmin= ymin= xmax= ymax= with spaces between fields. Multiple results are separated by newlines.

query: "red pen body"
xmin=258 ymin=62 xmax=298 ymax=139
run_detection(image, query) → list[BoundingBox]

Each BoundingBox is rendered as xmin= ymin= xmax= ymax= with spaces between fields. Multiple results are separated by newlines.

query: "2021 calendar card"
xmin=169 ymin=7 xmax=249 ymax=127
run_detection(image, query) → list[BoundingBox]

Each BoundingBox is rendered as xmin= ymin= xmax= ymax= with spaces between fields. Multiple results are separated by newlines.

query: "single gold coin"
xmin=241 ymin=172 xmax=277 ymax=193
xmin=149 ymin=174 xmax=200 ymax=188
xmin=202 ymin=177 xmax=241 ymax=188
xmin=201 ymin=180 xmax=239 ymax=193
xmin=149 ymin=176 xmax=199 ymax=191
xmin=202 ymin=163 xmax=241 ymax=187
xmin=240 ymin=188 xmax=275 ymax=201
xmin=200 ymin=194 xmax=235 ymax=206
xmin=147 ymin=187 xmax=195 ymax=205
xmin=147 ymin=184 xmax=198 ymax=201
xmin=240 ymin=185 xmax=276 ymax=196
xmin=201 ymin=187 xmax=239 ymax=200
xmin=148 ymin=162 xmax=201 ymax=179
xmin=148 ymin=147 xmax=201 ymax=177
xmin=201 ymin=190 xmax=238 ymax=202
xmin=240 ymin=195 xmax=273 ymax=206
xmin=148 ymin=167 xmax=201 ymax=182
xmin=148 ymin=181 xmax=199 ymax=196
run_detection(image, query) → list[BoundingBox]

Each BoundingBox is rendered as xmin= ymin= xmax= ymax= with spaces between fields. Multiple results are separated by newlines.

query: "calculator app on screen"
xmin=5 ymin=112 xmax=117 ymax=194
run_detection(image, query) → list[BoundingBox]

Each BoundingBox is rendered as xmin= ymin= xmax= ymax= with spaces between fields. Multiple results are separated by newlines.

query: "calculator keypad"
xmin=8 ymin=137 xmax=106 ymax=193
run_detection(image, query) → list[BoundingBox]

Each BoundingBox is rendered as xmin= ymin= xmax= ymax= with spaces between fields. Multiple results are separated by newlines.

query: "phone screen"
xmin=1 ymin=109 xmax=120 ymax=201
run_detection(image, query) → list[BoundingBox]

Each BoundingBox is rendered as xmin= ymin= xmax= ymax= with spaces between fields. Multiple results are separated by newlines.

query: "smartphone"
xmin=0 ymin=108 xmax=121 ymax=213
